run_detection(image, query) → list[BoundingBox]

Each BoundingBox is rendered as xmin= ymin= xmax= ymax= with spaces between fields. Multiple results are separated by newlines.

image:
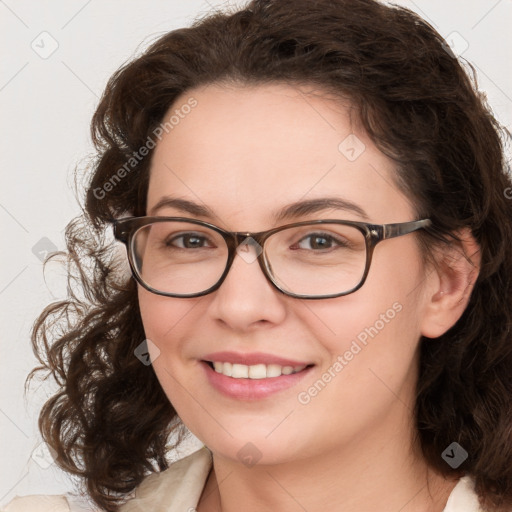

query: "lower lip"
xmin=201 ymin=361 xmax=314 ymax=400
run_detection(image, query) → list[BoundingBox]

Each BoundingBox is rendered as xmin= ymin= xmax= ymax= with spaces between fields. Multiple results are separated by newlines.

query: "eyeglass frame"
xmin=113 ymin=216 xmax=432 ymax=300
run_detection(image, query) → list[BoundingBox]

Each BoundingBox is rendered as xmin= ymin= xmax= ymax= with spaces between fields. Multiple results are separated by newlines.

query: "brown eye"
xmin=293 ymin=233 xmax=348 ymax=251
xmin=167 ymin=233 xmax=211 ymax=249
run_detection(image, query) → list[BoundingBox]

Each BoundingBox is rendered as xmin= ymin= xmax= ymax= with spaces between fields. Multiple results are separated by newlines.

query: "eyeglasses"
xmin=113 ymin=216 xmax=432 ymax=300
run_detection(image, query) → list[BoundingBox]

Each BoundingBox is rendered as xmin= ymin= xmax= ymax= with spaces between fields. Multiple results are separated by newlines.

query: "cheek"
xmin=138 ymin=287 xmax=201 ymax=343
xmin=293 ymin=294 xmax=423 ymax=446
xmin=312 ymin=251 xmax=423 ymax=341
xmin=137 ymin=288 xmax=201 ymax=407
xmin=304 ymin=294 xmax=417 ymax=381
xmin=303 ymin=241 xmax=427 ymax=391
xmin=137 ymin=287 xmax=210 ymax=393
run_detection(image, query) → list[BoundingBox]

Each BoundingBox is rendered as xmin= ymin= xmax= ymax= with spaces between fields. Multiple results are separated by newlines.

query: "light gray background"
xmin=1 ymin=0 xmax=511 ymax=505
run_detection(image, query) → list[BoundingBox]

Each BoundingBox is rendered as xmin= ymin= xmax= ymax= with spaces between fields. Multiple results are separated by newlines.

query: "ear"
xmin=420 ymin=228 xmax=481 ymax=339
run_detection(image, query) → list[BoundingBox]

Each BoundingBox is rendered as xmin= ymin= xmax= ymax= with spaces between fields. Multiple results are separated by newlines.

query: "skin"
xmin=138 ymin=83 xmax=480 ymax=512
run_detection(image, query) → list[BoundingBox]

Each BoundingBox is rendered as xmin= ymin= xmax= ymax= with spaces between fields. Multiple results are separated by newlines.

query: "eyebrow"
xmin=148 ymin=196 xmax=370 ymax=223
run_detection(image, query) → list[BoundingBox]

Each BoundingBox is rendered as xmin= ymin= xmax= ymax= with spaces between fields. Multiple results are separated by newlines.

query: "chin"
xmin=198 ymin=428 xmax=307 ymax=467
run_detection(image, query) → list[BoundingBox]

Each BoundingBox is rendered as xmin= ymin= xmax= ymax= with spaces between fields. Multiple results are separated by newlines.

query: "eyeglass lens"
xmin=131 ymin=220 xmax=368 ymax=297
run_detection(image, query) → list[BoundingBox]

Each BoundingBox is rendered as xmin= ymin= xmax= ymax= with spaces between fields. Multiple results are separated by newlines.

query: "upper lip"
xmin=202 ymin=351 xmax=313 ymax=367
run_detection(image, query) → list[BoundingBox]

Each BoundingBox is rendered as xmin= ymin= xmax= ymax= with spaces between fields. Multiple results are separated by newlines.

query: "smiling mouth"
xmin=203 ymin=360 xmax=315 ymax=379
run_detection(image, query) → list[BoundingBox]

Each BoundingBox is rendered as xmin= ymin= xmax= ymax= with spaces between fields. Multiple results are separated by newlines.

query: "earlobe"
xmin=420 ymin=228 xmax=481 ymax=339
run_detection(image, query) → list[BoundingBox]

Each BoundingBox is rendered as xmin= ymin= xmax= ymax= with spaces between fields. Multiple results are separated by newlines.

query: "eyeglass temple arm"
xmin=112 ymin=220 xmax=132 ymax=243
xmin=382 ymin=219 xmax=432 ymax=240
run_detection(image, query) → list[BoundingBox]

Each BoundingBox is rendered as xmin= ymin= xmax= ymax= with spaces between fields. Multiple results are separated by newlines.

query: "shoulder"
xmin=119 ymin=446 xmax=213 ymax=511
xmin=2 ymin=447 xmax=212 ymax=512
xmin=1 ymin=495 xmax=71 ymax=512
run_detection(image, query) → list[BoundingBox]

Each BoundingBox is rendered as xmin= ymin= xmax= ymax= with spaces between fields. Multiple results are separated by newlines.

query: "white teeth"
xmin=266 ymin=364 xmax=282 ymax=378
xmin=211 ymin=361 xmax=307 ymax=379
xmin=223 ymin=362 xmax=233 ymax=377
xmin=248 ymin=364 xmax=267 ymax=379
xmin=282 ymin=366 xmax=294 ymax=375
xmin=231 ymin=363 xmax=249 ymax=378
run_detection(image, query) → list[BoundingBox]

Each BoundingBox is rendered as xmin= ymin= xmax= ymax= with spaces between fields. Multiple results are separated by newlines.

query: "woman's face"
xmin=139 ymin=82 xmax=435 ymax=465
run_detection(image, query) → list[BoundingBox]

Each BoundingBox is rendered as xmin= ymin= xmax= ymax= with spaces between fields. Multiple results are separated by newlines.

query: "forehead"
xmin=147 ymin=83 xmax=413 ymax=229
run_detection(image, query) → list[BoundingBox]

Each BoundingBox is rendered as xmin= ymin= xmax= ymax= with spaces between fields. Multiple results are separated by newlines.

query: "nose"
xmin=207 ymin=242 xmax=287 ymax=332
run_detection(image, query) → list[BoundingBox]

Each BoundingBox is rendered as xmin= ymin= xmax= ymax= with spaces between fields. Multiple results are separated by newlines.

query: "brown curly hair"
xmin=29 ymin=0 xmax=512 ymax=510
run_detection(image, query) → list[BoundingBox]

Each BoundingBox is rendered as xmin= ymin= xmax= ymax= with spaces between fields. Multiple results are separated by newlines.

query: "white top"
xmin=2 ymin=446 xmax=484 ymax=511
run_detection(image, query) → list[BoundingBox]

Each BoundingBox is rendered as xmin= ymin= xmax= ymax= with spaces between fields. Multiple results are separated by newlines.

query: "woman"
xmin=4 ymin=0 xmax=512 ymax=511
